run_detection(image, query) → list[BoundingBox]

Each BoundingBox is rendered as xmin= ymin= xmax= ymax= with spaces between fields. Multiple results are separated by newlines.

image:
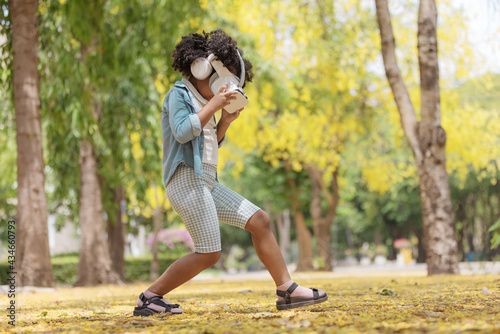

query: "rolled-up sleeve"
xmin=189 ymin=114 xmax=202 ymax=137
xmin=167 ymin=89 xmax=202 ymax=144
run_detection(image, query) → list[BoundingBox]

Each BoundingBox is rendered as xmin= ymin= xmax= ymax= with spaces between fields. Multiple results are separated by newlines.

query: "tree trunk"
xmin=275 ymin=209 xmax=291 ymax=262
xmin=10 ymin=0 xmax=54 ymax=287
xmin=75 ymin=140 xmax=121 ymax=286
xmin=466 ymin=221 xmax=475 ymax=253
xmin=375 ymin=0 xmax=459 ymax=275
xmin=294 ymin=211 xmax=314 ymax=271
xmin=150 ymin=206 xmax=161 ymax=280
xmin=415 ymin=228 xmax=427 ymax=263
xmin=107 ymin=186 xmax=126 ymax=281
xmin=264 ymin=203 xmax=278 ymax=240
xmin=417 ymin=0 xmax=459 ymax=274
xmin=306 ymin=165 xmax=338 ymax=271
xmin=150 ymin=185 xmax=163 ymax=280
xmin=285 ymin=162 xmax=314 ymax=271
xmin=308 ymin=168 xmax=330 ymax=271
xmin=455 ymin=202 xmax=465 ymax=261
xmin=75 ymin=42 xmax=121 ymax=286
xmin=457 ymin=224 xmax=465 ymax=262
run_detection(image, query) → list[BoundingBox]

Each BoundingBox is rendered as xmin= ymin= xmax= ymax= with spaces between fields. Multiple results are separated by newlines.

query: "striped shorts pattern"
xmin=166 ymin=163 xmax=261 ymax=253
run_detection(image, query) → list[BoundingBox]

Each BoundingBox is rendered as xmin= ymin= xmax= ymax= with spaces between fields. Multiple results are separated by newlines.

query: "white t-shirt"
xmin=184 ymin=83 xmax=218 ymax=166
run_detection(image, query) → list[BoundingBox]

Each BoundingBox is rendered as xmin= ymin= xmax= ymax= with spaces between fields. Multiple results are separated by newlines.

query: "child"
xmin=133 ymin=29 xmax=327 ymax=316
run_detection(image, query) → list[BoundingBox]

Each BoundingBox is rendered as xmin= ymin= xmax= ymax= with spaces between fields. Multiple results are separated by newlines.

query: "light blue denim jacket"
xmin=161 ymin=81 xmax=224 ymax=186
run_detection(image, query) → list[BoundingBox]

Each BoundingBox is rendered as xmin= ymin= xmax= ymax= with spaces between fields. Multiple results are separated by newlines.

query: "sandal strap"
xmin=310 ymin=288 xmax=319 ymax=299
xmin=148 ymin=296 xmax=180 ymax=310
xmin=287 ymin=282 xmax=299 ymax=294
xmin=140 ymin=293 xmax=180 ymax=311
xmin=139 ymin=293 xmax=150 ymax=304
xmin=276 ymin=282 xmax=299 ymax=304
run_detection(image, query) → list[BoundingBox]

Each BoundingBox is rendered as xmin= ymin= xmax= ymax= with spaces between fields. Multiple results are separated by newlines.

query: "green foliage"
xmin=123 ymin=255 xmax=177 ymax=282
xmin=220 ymin=153 xmax=311 ymax=213
xmin=0 ymin=1 xmax=11 ymax=85
xmin=456 ymin=73 xmax=500 ymax=111
xmin=219 ymin=153 xmax=312 ymax=258
xmin=50 ymin=255 xmax=80 ymax=285
xmin=488 ymin=218 xmax=500 ymax=249
xmin=451 ymin=164 xmax=500 ymax=257
xmin=0 ymin=262 xmax=8 ymax=285
xmin=0 ymin=1 xmax=16 ymax=223
xmin=0 ymin=91 xmax=15 ymax=222
xmin=377 ymin=288 xmax=395 ymax=296
xmin=0 ymin=2 xmax=17 ymax=255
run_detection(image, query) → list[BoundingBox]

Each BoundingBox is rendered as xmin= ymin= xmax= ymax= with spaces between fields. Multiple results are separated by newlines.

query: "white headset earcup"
xmin=191 ymin=58 xmax=212 ymax=80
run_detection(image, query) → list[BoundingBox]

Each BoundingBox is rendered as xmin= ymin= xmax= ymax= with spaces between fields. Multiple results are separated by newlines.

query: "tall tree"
xmin=208 ymin=0 xmax=380 ymax=271
xmin=38 ymin=0 xmax=206 ymax=285
xmin=306 ymin=165 xmax=339 ymax=271
xmin=106 ymin=186 xmax=126 ymax=281
xmin=68 ymin=0 xmax=120 ymax=286
xmin=9 ymin=0 xmax=54 ymax=287
xmin=374 ymin=0 xmax=459 ymax=274
xmin=274 ymin=209 xmax=291 ymax=261
xmin=285 ymin=162 xmax=314 ymax=271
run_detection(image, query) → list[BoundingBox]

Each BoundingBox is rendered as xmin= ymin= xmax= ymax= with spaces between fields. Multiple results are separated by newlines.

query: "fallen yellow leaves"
xmin=0 ymin=273 xmax=498 ymax=333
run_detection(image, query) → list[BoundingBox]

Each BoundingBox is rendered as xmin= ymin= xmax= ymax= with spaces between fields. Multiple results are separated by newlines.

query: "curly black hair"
xmin=172 ymin=29 xmax=253 ymax=87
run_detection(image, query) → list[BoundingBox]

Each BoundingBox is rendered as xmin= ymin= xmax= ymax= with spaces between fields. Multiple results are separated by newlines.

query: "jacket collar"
xmin=174 ymin=80 xmax=188 ymax=89
xmin=171 ymin=80 xmax=196 ymax=110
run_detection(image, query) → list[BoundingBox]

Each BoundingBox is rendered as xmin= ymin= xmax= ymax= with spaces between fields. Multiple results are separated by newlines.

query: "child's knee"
xmin=245 ymin=210 xmax=271 ymax=234
xmin=198 ymin=251 xmax=221 ymax=268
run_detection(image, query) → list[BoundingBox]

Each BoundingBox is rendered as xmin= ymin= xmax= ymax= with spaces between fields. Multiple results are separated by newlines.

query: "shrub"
xmin=124 ymin=255 xmax=178 ymax=282
xmin=0 ymin=262 xmax=10 ymax=285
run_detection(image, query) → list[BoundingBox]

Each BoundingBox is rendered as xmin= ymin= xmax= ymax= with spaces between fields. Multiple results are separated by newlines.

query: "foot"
xmin=276 ymin=280 xmax=328 ymax=310
xmin=276 ymin=280 xmax=325 ymax=301
xmin=135 ymin=290 xmax=184 ymax=315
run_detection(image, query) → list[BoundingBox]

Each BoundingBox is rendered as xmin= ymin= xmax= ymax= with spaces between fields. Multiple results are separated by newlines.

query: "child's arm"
xmin=168 ymin=85 xmax=236 ymax=144
xmin=217 ymin=108 xmax=243 ymax=144
xmin=197 ymin=85 xmax=236 ymax=128
xmin=168 ymin=89 xmax=202 ymax=144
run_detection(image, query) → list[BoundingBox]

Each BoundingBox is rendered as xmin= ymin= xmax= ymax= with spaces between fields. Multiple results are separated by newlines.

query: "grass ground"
xmin=1 ymin=272 xmax=499 ymax=333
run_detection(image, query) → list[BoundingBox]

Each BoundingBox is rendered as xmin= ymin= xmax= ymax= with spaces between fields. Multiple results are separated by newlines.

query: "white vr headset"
xmin=189 ymin=50 xmax=248 ymax=113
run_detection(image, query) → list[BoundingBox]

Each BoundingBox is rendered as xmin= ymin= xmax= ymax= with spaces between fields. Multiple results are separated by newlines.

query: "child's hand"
xmin=207 ymin=85 xmax=237 ymax=111
xmin=220 ymin=107 xmax=244 ymax=124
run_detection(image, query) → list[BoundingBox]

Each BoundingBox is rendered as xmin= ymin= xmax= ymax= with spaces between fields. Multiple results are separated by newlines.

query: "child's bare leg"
xmin=137 ymin=251 xmax=220 ymax=313
xmin=245 ymin=210 xmax=325 ymax=300
xmin=148 ymin=251 xmax=221 ymax=295
xmin=244 ymin=210 xmax=291 ymax=285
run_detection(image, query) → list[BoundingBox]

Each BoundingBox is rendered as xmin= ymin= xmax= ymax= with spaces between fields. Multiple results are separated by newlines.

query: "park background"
xmin=0 ymin=0 xmax=500 ymax=288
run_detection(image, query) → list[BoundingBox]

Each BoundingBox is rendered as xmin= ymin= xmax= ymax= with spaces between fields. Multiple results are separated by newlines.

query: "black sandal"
xmin=276 ymin=282 xmax=328 ymax=310
xmin=133 ymin=293 xmax=182 ymax=316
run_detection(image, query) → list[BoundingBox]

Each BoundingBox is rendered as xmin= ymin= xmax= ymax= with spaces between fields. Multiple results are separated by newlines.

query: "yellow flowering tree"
xmin=201 ymin=0 xmax=383 ymax=270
